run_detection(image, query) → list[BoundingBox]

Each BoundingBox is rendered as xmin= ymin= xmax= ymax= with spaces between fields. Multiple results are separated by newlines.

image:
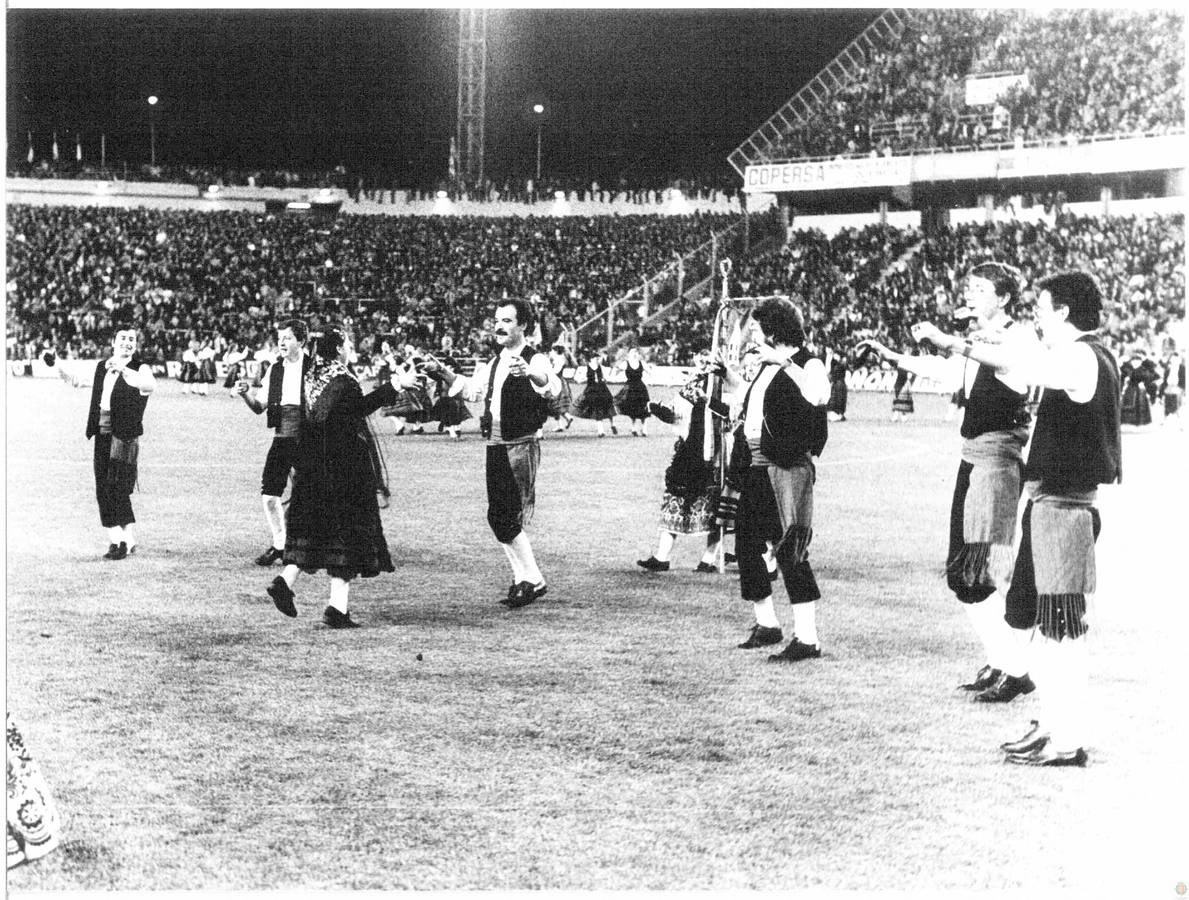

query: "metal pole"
xmin=150 ymin=120 xmax=156 ymax=167
xmin=536 ymin=123 xmax=542 ymax=183
xmin=606 ymin=303 xmax=613 ymax=347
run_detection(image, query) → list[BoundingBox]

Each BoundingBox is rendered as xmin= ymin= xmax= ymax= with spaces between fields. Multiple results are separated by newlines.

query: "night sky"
xmin=6 ymin=7 xmax=881 ymax=185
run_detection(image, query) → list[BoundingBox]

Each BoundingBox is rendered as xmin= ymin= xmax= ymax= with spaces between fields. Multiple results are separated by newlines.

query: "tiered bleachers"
xmin=761 ymin=8 xmax=1183 ymax=162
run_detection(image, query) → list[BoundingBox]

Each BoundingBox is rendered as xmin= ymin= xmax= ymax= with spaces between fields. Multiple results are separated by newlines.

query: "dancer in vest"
xmin=236 ymin=319 xmax=311 ymax=566
xmin=918 ymin=270 xmax=1121 ymax=767
xmin=616 ymin=345 xmax=652 ymax=436
xmin=572 ymin=352 xmax=619 ymax=436
xmin=636 ymin=369 xmax=729 ymax=573
xmin=266 ymin=327 xmax=418 ymax=628
xmin=424 ymin=299 xmax=560 ymax=608
xmin=195 ymin=337 xmax=216 ymax=396
xmin=718 ymin=298 xmax=830 ymax=661
xmin=858 ymin=262 xmax=1039 ymax=702
xmin=59 ymin=325 xmax=156 ymax=559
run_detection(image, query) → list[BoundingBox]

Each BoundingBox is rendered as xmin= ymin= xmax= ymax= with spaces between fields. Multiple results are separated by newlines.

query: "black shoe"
xmin=974 ymin=672 xmax=1036 ymax=703
xmin=724 ymin=552 xmax=738 ymax=565
xmin=267 ymin=576 xmax=297 ymax=618
xmin=501 ymin=582 xmax=518 ymax=606
xmin=1005 ymin=745 xmax=1087 ymax=767
xmin=693 ymin=562 xmax=717 ymax=573
xmin=1001 ymin=720 xmax=1049 ymax=755
xmin=767 ymin=637 xmax=822 ymax=663
xmin=322 ymin=606 xmax=360 ymax=629
xmin=610 ymin=425 xmax=618 ymax=435
xmin=959 ymin=664 xmax=1003 ymax=692
xmin=255 ymin=547 xmax=284 ymax=566
xmin=505 ymin=580 xmax=545 ymax=609
xmin=637 ymin=556 xmax=670 ymax=572
xmin=737 ymin=625 xmax=783 ymax=649
xmin=102 ymin=543 xmax=121 ymax=560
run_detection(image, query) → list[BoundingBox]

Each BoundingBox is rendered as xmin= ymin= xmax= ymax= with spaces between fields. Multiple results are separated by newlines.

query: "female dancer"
xmin=546 ymin=344 xmax=576 ymax=432
xmin=616 ymin=345 xmax=652 ymax=436
xmin=266 ymin=327 xmax=419 ymax=628
xmin=572 ymin=351 xmax=619 ymax=436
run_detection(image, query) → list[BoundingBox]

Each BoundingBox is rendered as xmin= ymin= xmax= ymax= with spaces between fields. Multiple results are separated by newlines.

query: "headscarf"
xmin=305 ymin=358 xmax=353 ymax=407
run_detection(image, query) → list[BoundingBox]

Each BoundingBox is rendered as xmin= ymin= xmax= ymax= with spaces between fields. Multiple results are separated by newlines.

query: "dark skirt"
xmin=827 ymin=379 xmax=848 ymax=416
xmin=616 ymin=380 xmax=651 ymax=419
xmin=573 ymin=381 xmax=616 ymax=419
xmin=431 ymin=392 xmax=473 ymax=427
xmin=548 ymin=378 xmax=574 ymax=418
xmin=1121 ymin=382 xmax=1152 ymax=426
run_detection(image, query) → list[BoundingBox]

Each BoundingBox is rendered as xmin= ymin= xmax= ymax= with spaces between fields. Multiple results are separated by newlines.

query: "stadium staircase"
xmin=572 ymin=210 xmax=785 ymax=355
xmin=727 ymin=8 xmax=916 ymax=176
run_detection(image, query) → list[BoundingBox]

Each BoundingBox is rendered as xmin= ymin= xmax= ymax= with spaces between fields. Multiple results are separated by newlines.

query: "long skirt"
xmin=1120 ymin=382 xmax=1152 ymax=426
xmin=573 ymin=381 xmax=616 ymax=420
xmin=616 ymin=381 xmax=651 ymax=420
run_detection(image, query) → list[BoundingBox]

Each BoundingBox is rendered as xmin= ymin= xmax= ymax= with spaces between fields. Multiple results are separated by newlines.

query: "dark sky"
xmin=6 ymin=7 xmax=880 ymax=184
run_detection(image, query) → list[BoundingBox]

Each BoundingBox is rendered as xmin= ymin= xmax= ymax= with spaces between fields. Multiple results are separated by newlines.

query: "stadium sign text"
xmin=744 ymin=157 xmax=912 ymax=193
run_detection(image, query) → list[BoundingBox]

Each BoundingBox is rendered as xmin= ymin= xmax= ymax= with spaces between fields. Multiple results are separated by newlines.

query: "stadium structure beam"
xmin=456 ymin=9 xmax=487 ymax=189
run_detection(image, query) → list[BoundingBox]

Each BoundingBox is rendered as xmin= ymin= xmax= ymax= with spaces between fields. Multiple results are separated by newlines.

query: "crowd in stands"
xmin=635 ymin=212 xmax=1184 ymax=365
xmin=7 ymin=159 xmax=741 ymax=208
xmin=5 ymin=204 xmax=734 ymax=366
xmin=7 ymin=201 xmax=1182 ymax=379
xmin=768 ymin=8 xmax=1184 ymax=161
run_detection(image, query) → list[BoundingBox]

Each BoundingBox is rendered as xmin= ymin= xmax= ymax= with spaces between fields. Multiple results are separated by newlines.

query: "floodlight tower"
xmin=456 ymin=9 xmax=487 ymax=189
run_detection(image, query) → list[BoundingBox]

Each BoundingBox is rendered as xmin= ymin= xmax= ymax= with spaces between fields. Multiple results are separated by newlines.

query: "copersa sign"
xmin=744 ymin=156 xmax=913 ymax=193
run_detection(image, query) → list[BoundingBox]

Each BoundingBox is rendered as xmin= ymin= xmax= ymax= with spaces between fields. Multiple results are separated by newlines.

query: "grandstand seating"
xmin=732 ymin=8 xmax=1184 ymax=168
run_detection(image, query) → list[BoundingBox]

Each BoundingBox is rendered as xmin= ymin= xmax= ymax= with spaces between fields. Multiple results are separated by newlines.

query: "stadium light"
xmin=533 ymin=104 xmax=544 ymax=183
xmin=147 ymin=95 xmax=159 ymax=167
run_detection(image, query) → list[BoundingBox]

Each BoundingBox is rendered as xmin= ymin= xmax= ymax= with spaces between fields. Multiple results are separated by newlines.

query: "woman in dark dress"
xmin=572 ymin=352 xmax=619 ymax=436
xmin=616 ymin=346 xmax=652 ymax=436
xmin=266 ymin=327 xmax=419 ymax=628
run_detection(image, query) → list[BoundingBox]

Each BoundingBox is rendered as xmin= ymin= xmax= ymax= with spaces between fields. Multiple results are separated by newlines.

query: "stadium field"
xmin=4 ymin=377 xmax=1185 ymax=891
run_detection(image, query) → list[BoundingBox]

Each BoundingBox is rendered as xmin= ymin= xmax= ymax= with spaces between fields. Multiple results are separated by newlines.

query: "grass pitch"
xmin=4 ymin=378 xmax=1186 ymax=891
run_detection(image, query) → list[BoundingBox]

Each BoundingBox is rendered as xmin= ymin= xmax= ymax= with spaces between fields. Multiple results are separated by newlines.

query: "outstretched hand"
xmin=855 ymin=339 xmax=894 ymax=362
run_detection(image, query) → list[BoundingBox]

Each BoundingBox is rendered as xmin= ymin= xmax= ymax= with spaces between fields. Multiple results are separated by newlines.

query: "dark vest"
xmin=86 ymin=354 xmax=149 ymax=441
xmin=489 ymin=346 xmax=549 ymax=441
xmin=745 ymin=350 xmax=829 ymax=466
xmin=1025 ymin=335 xmax=1122 ymax=492
xmin=960 ymin=360 xmax=1030 ymax=439
xmin=266 ymin=355 xmax=311 ymax=430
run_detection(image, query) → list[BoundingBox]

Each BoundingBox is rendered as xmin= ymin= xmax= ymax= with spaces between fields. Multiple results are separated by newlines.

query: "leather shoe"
xmin=737 ymin=625 xmax=783 ymax=649
xmin=1005 ymin=745 xmax=1087 ymax=767
xmin=505 ymin=580 xmax=546 ymax=609
xmin=637 ymin=556 xmax=670 ymax=572
xmin=767 ymin=637 xmax=822 ymax=663
xmin=1001 ymin=720 xmax=1049 ymax=754
xmin=693 ymin=562 xmax=718 ymax=573
xmin=959 ymin=664 xmax=1002 ymax=692
xmin=724 ymin=552 xmax=738 ymax=565
xmin=322 ymin=606 xmax=360 ymax=629
xmin=102 ymin=542 xmax=126 ymax=560
xmin=974 ymin=672 xmax=1036 ymax=703
xmin=255 ymin=547 xmax=284 ymax=566
xmin=267 ymin=576 xmax=297 ymax=618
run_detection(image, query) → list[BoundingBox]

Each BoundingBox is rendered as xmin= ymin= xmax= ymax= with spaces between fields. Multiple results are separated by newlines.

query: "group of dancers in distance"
xmin=64 ymin=260 xmax=1120 ymax=767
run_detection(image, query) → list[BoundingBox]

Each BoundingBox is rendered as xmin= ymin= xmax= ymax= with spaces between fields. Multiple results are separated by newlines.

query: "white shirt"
xmin=99 ymin=367 xmax=121 ymax=412
xmin=260 ymin=356 xmax=305 ymax=406
xmin=451 ymin=345 xmax=560 ymax=423
xmin=906 ymin=323 xmax=1037 ymax=395
xmin=742 ymin=365 xmax=782 ymax=440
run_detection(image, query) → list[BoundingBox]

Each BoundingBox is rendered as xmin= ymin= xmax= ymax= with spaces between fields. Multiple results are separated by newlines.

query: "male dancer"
xmin=859 ymin=262 xmax=1038 ymax=702
xmin=915 ymin=270 xmax=1121 ymax=766
xmin=236 ymin=319 xmax=310 ymax=565
xmin=424 ymin=299 xmax=560 ymax=608
xmin=60 ymin=325 xmax=157 ymax=559
xmin=718 ymin=298 xmax=830 ymax=661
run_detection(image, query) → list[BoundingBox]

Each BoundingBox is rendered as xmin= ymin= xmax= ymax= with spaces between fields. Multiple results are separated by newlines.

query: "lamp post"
xmin=147 ymin=95 xmax=158 ymax=166
xmin=533 ymin=103 xmax=544 ymax=184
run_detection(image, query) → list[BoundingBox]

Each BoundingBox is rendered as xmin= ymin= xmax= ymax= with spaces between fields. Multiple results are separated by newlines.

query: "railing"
xmin=727 ymin=8 xmax=915 ymax=177
xmin=570 ymin=210 xmax=781 ymax=354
